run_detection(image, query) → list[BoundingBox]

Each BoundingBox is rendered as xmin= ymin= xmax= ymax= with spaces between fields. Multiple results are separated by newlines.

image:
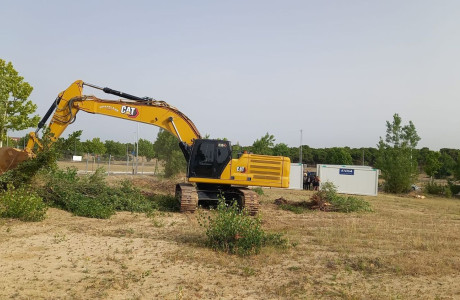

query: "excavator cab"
xmin=187 ymin=139 xmax=232 ymax=179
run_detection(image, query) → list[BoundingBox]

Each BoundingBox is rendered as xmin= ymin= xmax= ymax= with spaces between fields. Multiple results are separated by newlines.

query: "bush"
xmin=39 ymin=167 xmax=157 ymax=219
xmin=312 ymin=182 xmax=373 ymax=213
xmin=149 ymin=194 xmax=179 ymax=212
xmin=448 ymin=180 xmax=460 ymax=196
xmin=424 ymin=181 xmax=453 ymax=198
xmin=0 ymin=186 xmax=47 ymax=221
xmin=198 ymin=200 xmax=287 ymax=256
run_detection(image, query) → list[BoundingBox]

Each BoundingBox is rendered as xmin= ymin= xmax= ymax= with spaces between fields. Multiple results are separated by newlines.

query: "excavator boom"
xmin=26 ymin=80 xmax=201 ymax=152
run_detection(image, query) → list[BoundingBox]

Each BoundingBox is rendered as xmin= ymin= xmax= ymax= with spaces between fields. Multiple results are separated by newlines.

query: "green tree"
xmin=0 ymin=59 xmax=40 ymax=146
xmin=152 ymin=129 xmax=186 ymax=177
xmin=424 ymin=151 xmax=441 ymax=179
xmin=55 ymin=130 xmax=83 ymax=156
xmin=82 ymin=137 xmax=106 ymax=155
xmin=138 ymin=138 xmax=155 ymax=160
xmin=313 ymin=148 xmax=328 ymax=164
xmin=455 ymin=153 xmax=460 ymax=180
xmin=272 ymin=143 xmax=290 ymax=157
xmin=437 ymin=152 xmax=456 ymax=178
xmin=104 ymin=140 xmax=126 ymax=156
xmin=325 ymin=147 xmax=353 ymax=165
xmin=377 ymin=113 xmax=420 ymax=193
xmin=252 ymin=133 xmax=275 ymax=155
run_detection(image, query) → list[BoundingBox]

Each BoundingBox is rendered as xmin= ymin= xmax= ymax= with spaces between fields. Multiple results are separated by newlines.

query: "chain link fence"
xmin=57 ymin=153 xmax=161 ymax=175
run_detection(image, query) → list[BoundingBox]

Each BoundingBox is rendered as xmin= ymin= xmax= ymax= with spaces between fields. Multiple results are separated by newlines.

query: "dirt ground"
xmin=1 ymin=175 xmax=460 ymax=299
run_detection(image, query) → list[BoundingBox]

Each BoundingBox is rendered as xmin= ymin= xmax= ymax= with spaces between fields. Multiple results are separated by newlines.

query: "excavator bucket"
xmin=0 ymin=147 xmax=32 ymax=175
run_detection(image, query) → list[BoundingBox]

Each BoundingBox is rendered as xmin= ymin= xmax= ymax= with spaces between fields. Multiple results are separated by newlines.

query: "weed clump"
xmin=198 ymin=200 xmax=288 ymax=256
xmin=0 ymin=186 xmax=47 ymax=221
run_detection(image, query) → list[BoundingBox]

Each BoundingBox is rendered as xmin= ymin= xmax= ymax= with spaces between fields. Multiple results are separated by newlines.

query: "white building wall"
xmin=316 ymin=164 xmax=379 ymax=196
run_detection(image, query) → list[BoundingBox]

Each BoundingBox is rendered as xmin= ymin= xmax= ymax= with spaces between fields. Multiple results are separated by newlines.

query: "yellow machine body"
xmin=189 ymin=153 xmax=290 ymax=188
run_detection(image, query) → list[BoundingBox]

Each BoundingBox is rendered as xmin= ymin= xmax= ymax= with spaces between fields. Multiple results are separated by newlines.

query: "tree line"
xmin=12 ymin=125 xmax=460 ymax=184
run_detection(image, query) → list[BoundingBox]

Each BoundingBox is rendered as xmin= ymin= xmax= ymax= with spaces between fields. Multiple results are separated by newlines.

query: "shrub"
xmin=424 ymin=181 xmax=453 ymax=198
xmin=448 ymin=180 xmax=460 ymax=196
xmin=150 ymin=194 xmax=179 ymax=212
xmin=39 ymin=167 xmax=156 ymax=219
xmin=0 ymin=186 xmax=47 ymax=221
xmin=198 ymin=200 xmax=287 ymax=256
xmin=424 ymin=181 xmax=444 ymax=195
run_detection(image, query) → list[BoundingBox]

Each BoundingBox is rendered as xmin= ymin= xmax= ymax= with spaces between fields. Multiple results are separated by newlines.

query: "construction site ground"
xmin=1 ymin=175 xmax=459 ymax=299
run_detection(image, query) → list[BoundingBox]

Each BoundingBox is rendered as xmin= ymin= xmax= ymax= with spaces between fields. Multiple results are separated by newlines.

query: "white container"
xmin=316 ymin=164 xmax=379 ymax=196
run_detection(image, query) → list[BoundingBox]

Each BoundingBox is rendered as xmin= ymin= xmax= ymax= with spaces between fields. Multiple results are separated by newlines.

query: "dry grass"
xmin=1 ymin=176 xmax=459 ymax=299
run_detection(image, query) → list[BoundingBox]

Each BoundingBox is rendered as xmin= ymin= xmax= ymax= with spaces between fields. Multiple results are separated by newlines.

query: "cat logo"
xmin=236 ymin=166 xmax=246 ymax=173
xmin=121 ymin=106 xmax=139 ymax=118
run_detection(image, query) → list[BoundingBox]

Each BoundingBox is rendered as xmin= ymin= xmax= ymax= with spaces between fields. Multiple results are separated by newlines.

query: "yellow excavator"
xmin=0 ymin=80 xmax=291 ymax=214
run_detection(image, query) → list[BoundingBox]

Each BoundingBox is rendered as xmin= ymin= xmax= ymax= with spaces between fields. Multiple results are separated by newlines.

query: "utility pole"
xmin=126 ymin=143 xmax=129 ymax=173
xmin=300 ymin=129 xmax=303 ymax=189
xmin=299 ymin=129 xmax=303 ymax=164
xmin=136 ymin=123 xmax=139 ymax=174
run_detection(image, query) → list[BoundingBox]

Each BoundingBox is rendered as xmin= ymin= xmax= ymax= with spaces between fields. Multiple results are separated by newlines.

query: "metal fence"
xmin=57 ymin=154 xmax=161 ymax=175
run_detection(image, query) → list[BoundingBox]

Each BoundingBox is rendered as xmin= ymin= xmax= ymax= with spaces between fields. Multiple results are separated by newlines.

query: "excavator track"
xmin=234 ymin=187 xmax=259 ymax=216
xmin=176 ymin=183 xmax=198 ymax=213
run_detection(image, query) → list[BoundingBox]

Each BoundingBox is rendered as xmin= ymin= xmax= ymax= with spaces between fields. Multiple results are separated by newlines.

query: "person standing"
xmin=306 ymin=173 xmax=312 ymax=190
xmin=313 ymin=176 xmax=320 ymax=191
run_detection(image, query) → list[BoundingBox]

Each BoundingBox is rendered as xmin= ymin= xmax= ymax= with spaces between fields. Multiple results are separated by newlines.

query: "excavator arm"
xmin=26 ymin=80 xmax=201 ymax=157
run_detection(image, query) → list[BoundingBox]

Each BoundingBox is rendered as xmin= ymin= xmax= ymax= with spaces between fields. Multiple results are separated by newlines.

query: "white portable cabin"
xmin=289 ymin=163 xmax=304 ymax=190
xmin=316 ymin=164 xmax=379 ymax=196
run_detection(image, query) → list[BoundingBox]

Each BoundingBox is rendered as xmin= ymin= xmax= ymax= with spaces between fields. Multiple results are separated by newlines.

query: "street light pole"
xmin=299 ymin=129 xmax=303 ymax=164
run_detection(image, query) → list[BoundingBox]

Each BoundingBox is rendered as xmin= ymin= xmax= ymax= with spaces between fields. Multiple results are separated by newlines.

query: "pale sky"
xmin=2 ymin=0 xmax=459 ymax=150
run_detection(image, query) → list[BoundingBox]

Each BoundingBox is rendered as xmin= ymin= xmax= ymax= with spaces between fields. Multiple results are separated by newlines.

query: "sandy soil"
xmin=1 ymin=177 xmax=460 ymax=299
